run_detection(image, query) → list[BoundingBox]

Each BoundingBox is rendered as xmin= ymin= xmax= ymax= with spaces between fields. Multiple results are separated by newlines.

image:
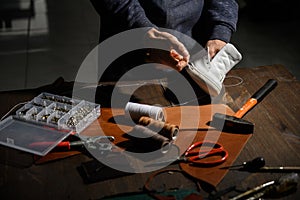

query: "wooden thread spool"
xmin=131 ymin=125 xmax=170 ymax=154
xmin=138 ymin=116 xmax=179 ymax=141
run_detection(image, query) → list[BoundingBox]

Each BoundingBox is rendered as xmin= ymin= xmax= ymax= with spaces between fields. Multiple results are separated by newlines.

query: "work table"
xmin=0 ymin=64 xmax=299 ymax=199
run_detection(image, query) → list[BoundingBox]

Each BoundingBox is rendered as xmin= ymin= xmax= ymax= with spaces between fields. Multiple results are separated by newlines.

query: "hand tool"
xmin=220 ymin=157 xmax=265 ymax=171
xmin=221 ymin=157 xmax=300 ymax=173
xmin=211 ymin=79 xmax=278 ymax=133
xmin=29 ymin=135 xmax=115 ymax=152
xmin=256 ymin=166 xmax=300 ymax=173
xmin=149 ymin=141 xmax=228 ymax=166
xmin=181 ymin=141 xmax=228 ymax=166
xmin=229 ymin=173 xmax=299 ymax=200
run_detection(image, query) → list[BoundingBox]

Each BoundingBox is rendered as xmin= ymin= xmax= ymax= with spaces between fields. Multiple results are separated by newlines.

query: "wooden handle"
xmin=234 ymin=98 xmax=258 ymax=118
xmin=234 ymin=79 xmax=277 ymax=118
xmin=251 ymin=79 xmax=277 ymax=102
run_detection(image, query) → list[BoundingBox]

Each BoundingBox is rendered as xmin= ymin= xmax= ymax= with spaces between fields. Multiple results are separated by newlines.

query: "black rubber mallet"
xmin=211 ymin=79 xmax=278 ymax=133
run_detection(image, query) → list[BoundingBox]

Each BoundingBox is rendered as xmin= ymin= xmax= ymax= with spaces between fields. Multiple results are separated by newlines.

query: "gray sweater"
xmin=93 ymin=0 xmax=238 ymax=44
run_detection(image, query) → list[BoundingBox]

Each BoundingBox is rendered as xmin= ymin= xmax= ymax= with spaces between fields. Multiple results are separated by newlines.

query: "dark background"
xmin=0 ymin=0 xmax=299 ymax=92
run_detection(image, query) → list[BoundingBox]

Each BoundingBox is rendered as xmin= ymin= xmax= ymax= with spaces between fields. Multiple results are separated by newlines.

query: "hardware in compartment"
xmin=15 ymin=93 xmax=101 ymax=134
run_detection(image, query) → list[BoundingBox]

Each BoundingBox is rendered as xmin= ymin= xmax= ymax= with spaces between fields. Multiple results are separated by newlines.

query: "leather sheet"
xmin=164 ymin=105 xmax=252 ymax=186
xmin=86 ymin=104 xmax=251 ymax=187
xmin=36 ymin=104 xmax=251 ymax=187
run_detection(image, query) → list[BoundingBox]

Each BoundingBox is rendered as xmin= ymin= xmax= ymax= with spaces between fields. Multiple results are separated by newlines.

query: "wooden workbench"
xmin=218 ymin=65 xmax=300 ymax=198
xmin=0 ymin=64 xmax=299 ymax=199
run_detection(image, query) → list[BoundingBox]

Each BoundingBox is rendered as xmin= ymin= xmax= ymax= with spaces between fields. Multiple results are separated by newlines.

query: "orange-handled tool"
xmin=212 ymin=79 xmax=277 ymax=133
xmin=234 ymin=79 xmax=278 ymax=118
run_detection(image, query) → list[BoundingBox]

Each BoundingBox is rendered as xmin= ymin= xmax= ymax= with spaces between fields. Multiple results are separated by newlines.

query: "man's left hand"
xmin=206 ymin=40 xmax=226 ymax=60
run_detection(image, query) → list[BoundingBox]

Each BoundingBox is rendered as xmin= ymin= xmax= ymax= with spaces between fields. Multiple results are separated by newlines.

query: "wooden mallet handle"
xmin=234 ymin=79 xmax=278 ymax=118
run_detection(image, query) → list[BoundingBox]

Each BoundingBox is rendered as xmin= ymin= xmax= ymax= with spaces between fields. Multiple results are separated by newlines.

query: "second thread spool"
xmin=138 ymin=116 xmax=179 ymax=141
xmin=130 ymin=125 xmax=170 ymax=154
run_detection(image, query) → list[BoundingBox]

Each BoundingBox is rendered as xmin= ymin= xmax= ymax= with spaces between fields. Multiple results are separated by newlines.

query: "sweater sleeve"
xmin=204 ymin=0 xmax=239 ymax=43
xmin=96 ymin=0 xmax=155 ymax=28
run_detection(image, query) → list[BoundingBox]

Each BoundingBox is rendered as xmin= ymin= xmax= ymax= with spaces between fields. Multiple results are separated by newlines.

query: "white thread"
xmin=125 ymin=102 xmax=165 ymax=121
xmin=224 ymin=75 xmax=244 ymax=87
xmin=0 ymin=101 xmax=30 ymax=121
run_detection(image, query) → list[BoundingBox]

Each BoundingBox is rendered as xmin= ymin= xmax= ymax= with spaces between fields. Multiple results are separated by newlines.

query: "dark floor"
xmin=0 ymin=0 xmax=299 ymax=92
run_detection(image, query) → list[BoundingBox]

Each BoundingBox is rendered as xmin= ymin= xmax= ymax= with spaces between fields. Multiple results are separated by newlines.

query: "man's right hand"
xmin=144 ymin=28 xmax=190 ymax=71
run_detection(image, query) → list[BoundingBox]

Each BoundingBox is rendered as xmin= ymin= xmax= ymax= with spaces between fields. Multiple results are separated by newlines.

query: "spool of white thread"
xmin=125 ymin=102 xmax=165 ymax=122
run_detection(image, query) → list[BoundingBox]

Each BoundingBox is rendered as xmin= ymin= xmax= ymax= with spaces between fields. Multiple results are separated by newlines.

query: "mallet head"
xmin=211 ymin=113 xmax=254 ymax=134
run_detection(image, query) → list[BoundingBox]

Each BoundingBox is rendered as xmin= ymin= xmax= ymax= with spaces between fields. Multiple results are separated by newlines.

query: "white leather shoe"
xmin=186 ymin=43 xmax=242 ymax=96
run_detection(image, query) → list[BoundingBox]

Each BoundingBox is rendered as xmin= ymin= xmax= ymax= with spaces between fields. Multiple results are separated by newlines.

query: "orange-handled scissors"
xmin=179 ymin=141 xmax=228 ymax=166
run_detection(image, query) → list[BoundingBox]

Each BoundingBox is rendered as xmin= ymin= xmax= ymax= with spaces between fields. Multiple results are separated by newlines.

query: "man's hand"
xmin=145 ymin=28 xmax=190 ymax=71
xmin=206 ymin=40 xmax=226 ymax=60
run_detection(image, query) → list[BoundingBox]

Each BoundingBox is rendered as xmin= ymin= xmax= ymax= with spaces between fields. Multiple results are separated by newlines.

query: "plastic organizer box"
xmin=0 ymin=93 xmax=101 ymax=156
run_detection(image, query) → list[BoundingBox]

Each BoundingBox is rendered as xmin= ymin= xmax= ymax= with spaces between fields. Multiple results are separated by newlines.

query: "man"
xmin=92 ymin=0 xmax=238 ymax=67
xmin=91 ymin=0 xmax=241 ymax=96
